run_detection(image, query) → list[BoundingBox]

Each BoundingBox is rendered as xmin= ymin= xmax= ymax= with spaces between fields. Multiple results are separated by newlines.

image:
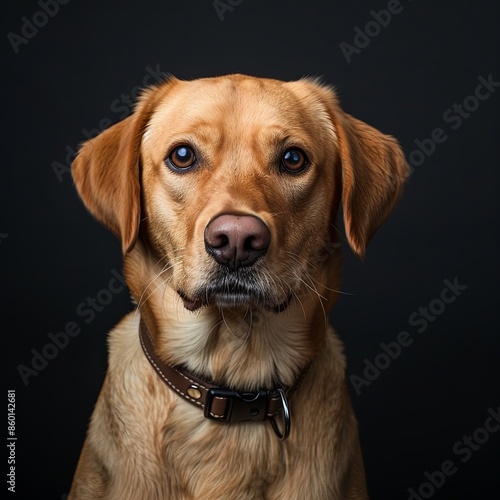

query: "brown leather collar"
xmin=139 ymin=318 xmax=308 ymax=440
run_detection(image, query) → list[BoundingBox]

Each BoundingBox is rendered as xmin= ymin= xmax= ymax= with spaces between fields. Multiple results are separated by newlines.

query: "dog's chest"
xmin=157 ymin=405 xmax=286 ymax=498
xmin=121 ymin=416 xmax=285 ymax=498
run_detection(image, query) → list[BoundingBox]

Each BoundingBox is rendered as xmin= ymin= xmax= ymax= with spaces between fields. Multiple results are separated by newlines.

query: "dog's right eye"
xmin=281 ymin=148 xmax=308 ymax=174
xmin=166 ymin=146 xmax=196 ymax=171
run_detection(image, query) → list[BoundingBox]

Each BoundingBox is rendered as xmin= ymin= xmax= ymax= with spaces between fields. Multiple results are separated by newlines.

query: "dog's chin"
xmin=177 ymin=290 xmax=291 ymax=314
xmin=178 ymin=292 xmax=204 ymax=312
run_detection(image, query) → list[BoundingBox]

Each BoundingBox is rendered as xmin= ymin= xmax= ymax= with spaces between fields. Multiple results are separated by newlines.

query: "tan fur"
xmin=69 ymin=74 xmax=408 ymax=499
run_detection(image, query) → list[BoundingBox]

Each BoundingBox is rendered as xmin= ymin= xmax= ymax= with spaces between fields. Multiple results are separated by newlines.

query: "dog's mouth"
xmin=177 ymin=270 xmax=291 ymax=313
xmin=178 ymin=290 xmax=291 ymax=313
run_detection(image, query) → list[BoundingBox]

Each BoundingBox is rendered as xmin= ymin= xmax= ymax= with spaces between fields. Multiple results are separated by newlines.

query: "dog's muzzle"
xmin=178 ymin=213 xmax=290 ymax=312
xmin=178 ymin=267 xmax=291 ymax=312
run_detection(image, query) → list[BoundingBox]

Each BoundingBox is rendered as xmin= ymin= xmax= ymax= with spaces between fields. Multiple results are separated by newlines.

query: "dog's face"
xmin=140 ymin=76 xmax=341 ymax=312
xmin=73 ymin=74 xmax=408 ymax=315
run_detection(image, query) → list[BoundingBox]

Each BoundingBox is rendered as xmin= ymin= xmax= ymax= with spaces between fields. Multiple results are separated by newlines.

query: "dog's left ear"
xmin=286 ymin=79 xmax=409 ymax=258
xmin=332 ymin=110 xmax=409 ymax=258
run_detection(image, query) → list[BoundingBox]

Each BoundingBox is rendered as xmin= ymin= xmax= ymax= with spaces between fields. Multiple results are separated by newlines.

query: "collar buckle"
xmin=204 ymin=388 xmax=271 ymax=423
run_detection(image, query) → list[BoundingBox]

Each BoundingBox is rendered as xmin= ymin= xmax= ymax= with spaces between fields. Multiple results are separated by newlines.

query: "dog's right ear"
xmin=72 ymin=79 xmax=174 ymax=254
xmin=72 ymin=115 xmax=142 ymax=253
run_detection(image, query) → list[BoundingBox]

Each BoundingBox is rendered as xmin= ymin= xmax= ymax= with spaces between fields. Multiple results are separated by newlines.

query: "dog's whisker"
xmin=135 ymin=256 xmax=184 ymax=312
xmin=308 ymin=275 xmax=355 ymax=296
xmin=328 ymin=222 xmax=347 ymax=242
xmin=139 ymin=280 xmax=170 ymax=311
xmin=291 ymin=289 xmax=308 ymax=322
xmin=136 ymin=271 xmax=168 ymax=312
xmin=220 ymin=307 xmax=240 ymax=341
xmin=136 ymin=264 xmax=178 ymax=312
xmin=284 ymin=250 xmax=354 ymax=296
xmin=281 ymin=260 xmax=326 ymax=303
xmin=234 ymin=308 xmax=253 ymax=351
xmin=287 ymin=268 xmax=328 ymax=326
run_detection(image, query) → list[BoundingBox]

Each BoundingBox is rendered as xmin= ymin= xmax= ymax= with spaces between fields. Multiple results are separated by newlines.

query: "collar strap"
xmin=139 ymin=318 xmax=307 ymax=440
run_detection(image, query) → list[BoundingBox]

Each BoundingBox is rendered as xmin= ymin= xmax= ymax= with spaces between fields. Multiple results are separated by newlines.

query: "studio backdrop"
xmin=3 ymin=0 xmax=499 ymax=498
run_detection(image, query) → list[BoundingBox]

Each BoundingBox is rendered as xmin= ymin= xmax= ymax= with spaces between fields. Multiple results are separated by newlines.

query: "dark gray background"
xmin=3 ymin=0 xmax=499 ymax=498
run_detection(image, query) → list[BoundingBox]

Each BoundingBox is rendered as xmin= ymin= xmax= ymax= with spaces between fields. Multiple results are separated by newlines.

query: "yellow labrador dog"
xmin=69 ymin=74 xmax=408 ymax=499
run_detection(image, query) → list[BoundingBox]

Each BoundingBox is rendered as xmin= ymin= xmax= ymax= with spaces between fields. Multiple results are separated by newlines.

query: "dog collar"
xmin=139 ymin=318 xmax=308 ymax=440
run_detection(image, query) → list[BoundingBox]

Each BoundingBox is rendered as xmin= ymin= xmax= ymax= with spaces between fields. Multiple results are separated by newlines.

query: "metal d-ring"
xmin=270 ymin=388 xmax=291 ymax=440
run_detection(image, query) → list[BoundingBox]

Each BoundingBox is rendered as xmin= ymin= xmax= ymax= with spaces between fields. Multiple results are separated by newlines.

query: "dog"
xmin=68 ymin=74 xmax=408 ymax=499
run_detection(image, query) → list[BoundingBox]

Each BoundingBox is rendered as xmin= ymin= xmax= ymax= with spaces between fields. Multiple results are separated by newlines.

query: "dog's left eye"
xmin=166 ymin=146 xmax=196 ymax=170
xmin=281 ymin=148 xmax=308 ymax=173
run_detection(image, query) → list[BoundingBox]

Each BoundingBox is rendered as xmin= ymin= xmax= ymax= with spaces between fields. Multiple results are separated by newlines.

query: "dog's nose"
xmin=204 ymin=214 xmax=271 ymax=270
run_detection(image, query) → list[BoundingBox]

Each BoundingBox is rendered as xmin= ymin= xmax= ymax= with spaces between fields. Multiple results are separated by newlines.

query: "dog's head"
xmin=73 ymin=74 xmax=408 ymax=315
